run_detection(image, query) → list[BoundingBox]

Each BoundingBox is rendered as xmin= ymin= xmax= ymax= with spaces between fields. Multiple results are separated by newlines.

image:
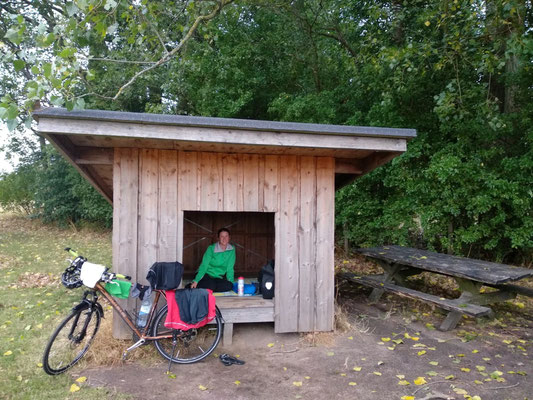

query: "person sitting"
xmin=190 ymin=228 xmax=235 ymax=292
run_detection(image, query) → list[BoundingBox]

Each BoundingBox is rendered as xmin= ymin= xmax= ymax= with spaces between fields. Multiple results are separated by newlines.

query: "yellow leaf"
xmin=293 ymin=381 xmax=303 ymax=387
xmin=3 ymin=351 xmax=13 ymax=356
xmin=267 ymin=343 xmax=275 ymax=348
xmin=401 ymin=396 xmax=415 ymax=400
xmin=424 ymin=20 xmax=430 ymax=26
xmin=36 ymin=324 xmax=43 ymax=329
xmin=305 ymin=376 xmax=310 ymax=380
xmin=348 ymin=382 xmax=357 ymax=386
xmin=398 ymin=380 xmax=410 ymax=386
xmin=414 ymin=377 xmax=427 ymax=385
xmin=387 ymin=346 xmax=395 ymax=350
xmin=283 ymin=367 xmax=287 ymax=371
xmin=453 ymin=388 xmax=468 ymax=395
xmin=69 ymin=384 xmax=80 ymax=393
xmin=461 ymin=368 xmax=471 ymax=372
xmin=198 ymin=385 xmax=208 ymax=391
xmin=456 ymin=353 xmax=465 ymax=357
xmin=472 ymin=349 xmax=479 ymax=353
xmin=482 ymin=357 xmax=491 ymax=361
xmin=476 ymin=366 xmax=486 ymax=372
xmin=340 ymin=373 xmax=346 ymax=377
xmin=234 ymin=380 xmax=241 ymax=386
xmin=396 ymin=374 xmax=405 ymax=379
xmin=381 ymin=337 xmax=391 ymax=342
xmin=373 ymin=371 xmax=382 ymax=376
xmin=76 ymin=376 xmax=87 ymax=383
xmin=411 ymin=336 xmax=420 ymax=341
xmin=429 ymin=361 xmax=438 ymax=366
xmin=348 ymin=336 xmax=353 ymax=340
xmin=353 ymin=367 xmax=362 ymax=372
xmin=418 ymin=350 xmax=426 ymax=356
xmin=36 ymin=362 xmax=43 ymax=367
xmin=502 ymin=339 xmax=512 ymax=344
xmin=474 ymin=380 xmax=483 ymax=384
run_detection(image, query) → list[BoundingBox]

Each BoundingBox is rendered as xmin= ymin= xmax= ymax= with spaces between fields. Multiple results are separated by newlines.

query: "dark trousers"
xmin=197 ymin=275 xmax=233 ymax=292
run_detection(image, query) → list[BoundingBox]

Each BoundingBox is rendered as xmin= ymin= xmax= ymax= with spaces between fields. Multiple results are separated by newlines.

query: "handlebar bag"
xmin=80 ymin=262 xmax=106 ymax=288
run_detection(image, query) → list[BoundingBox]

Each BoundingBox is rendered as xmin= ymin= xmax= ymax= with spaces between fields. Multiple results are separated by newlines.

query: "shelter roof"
xmin=34 ymin=107 xmax=416 ymax=203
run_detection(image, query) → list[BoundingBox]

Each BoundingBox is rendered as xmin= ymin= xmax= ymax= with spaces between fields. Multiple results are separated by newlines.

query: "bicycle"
xmin=42 ymin=248 xmax=222 ymax=375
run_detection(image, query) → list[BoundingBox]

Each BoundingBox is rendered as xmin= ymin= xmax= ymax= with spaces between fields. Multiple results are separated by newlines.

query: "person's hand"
xmin=190 ymin=281 xmax=198 ymax=289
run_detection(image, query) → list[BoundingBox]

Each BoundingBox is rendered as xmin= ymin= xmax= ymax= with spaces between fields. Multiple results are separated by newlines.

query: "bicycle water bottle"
xmin=137 ymin=294 xmax=153 ymax=328
xmin=237 ymin=277 xmax=244 ymax=296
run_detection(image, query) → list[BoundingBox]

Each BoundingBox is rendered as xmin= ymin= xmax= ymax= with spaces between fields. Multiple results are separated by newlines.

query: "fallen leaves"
xmin=292 ymin=381 xmax=303 ymax=387
xmin=69 ymin=384 xmax=80 ymax=393
xmin=413 ymin=376 xmax=427 ymax=385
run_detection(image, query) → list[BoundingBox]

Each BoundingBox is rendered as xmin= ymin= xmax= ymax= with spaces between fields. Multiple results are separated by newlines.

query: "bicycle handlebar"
xmin=63 ymin=247 xmax=131 ymax=283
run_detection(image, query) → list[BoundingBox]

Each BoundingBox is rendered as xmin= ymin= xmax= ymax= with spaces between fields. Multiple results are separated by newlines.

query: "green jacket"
xmin=193 ymin=243 xmax=235 ymax=283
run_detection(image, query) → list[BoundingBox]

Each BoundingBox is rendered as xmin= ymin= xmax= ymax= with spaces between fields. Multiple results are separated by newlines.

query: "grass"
xmin=0 ymin=213 xmax=133 ymax=399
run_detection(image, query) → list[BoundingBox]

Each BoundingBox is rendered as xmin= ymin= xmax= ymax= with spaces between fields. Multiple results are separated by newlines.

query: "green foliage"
xmin=32 ymin=147 xmax=112 ymax=227
xmin=0 ymin=0 xmax=531 ymax=263
xmin=0 ymin=164 xmax=36 ymax=214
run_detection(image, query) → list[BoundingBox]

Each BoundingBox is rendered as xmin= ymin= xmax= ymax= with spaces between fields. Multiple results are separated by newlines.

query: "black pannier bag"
xmin=258 ymin=260 xmax=275 ymax=299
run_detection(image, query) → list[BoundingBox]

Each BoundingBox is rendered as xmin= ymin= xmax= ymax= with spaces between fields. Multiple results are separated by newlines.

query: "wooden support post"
xmin=223 ymin=322 xmax=234 ymax=346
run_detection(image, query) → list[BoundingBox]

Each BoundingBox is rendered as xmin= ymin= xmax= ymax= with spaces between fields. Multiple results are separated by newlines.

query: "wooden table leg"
xmin=368 ymin=262 xmax=402 ymax=302
xmin=438 ymin=278 xmax=516 ymax=331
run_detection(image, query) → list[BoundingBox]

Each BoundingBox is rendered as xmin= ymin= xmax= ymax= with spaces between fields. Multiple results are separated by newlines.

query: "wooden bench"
xmin=215 ymin=296 xmax=274 ymax=346
xmin=340 ymin=272 xmax=492 ymax=319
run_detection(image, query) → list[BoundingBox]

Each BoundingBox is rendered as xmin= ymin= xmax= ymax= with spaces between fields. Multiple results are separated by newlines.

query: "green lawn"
xmin=0 ymin=213 xmax=132 ymax=399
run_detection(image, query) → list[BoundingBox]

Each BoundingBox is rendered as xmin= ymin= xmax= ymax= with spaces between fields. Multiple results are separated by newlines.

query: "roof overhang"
xmin=33 ymin=108 xmax=416 ymax=203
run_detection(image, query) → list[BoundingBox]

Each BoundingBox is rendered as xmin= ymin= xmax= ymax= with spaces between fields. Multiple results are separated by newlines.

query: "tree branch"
xmin=111 ymin=0 xmax=234 ymax=101
xmin=88 ymin=57 xmax=157 ymax=65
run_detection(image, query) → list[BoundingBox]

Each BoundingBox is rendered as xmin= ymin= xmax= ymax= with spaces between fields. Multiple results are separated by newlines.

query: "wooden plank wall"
xmin=113 ymin=149 xmax=335 ymax=337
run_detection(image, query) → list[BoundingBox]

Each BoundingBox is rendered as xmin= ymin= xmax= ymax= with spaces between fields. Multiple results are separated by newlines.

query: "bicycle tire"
xmin=152 ymin=305 xmax=222 ymax=364
xmin=42 ymin=307 xmax=101 ymax=375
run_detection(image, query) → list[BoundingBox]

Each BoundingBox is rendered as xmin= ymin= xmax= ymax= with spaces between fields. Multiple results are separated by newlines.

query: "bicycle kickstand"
xmin=167 ymin=330 xmax=179 ymax=374
xmin=122 ymin=338 xmax=146 ymax=361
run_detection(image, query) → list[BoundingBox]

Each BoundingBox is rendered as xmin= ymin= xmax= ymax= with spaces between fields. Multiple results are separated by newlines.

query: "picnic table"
xmin=340 ymin=245 xmax=533 ymax=331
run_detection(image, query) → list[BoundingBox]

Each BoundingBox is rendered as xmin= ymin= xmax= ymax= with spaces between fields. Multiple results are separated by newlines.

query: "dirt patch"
xmin=8 ymin=271 xmax=60 ymax=289
xmin=78 ymin=297 xmax=532 ymax=400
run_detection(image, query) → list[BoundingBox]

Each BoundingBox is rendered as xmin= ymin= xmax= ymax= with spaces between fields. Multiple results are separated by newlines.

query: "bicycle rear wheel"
xmin=42 ymin=307 xmax=101 ymax=375
xmin=152 ymin=305 xmax=222 ymax=364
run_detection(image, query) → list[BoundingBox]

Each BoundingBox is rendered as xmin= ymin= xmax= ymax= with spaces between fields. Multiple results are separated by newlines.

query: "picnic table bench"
xmin=340 ymin=245 xmax=533 ymax=331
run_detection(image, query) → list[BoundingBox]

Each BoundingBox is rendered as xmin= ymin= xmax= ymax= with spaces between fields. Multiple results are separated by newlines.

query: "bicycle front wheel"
xmin=152 ymin=305 xmax=222 ymax=364
xmin=42 ymin=307 xmax=101 ymax=375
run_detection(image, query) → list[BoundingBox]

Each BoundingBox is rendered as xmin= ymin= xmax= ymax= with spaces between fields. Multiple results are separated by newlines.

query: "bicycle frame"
xmin=92 ymin=283 xmax=173 ymax=341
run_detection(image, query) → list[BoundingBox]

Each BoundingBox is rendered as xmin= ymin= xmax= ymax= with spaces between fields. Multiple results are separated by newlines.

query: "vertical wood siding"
xmin=113 ymin=150 xmax=335 ymax=337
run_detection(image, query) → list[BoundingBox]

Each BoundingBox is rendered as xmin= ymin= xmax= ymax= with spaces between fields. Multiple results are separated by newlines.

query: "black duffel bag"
xmin=258 ymin=260 xmax=275 ymax=299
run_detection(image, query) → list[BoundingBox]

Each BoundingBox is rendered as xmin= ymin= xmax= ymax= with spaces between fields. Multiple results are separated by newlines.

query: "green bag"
xmin=105 ymin=280 xmax=132 ymax=299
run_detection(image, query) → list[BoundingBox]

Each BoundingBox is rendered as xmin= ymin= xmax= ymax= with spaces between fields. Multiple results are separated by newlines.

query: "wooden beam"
xmin=37 ymin=118 xmax=408 ymax=153
xmin=361 ymin=152 xmax=402 ymax=175
xmin=335 ymin=159 xmax=363 ymax=174
xmin=75 ymin=147 xmax=113 ymax=165
xmin=44 ymin=134 xmax=113 ymax=203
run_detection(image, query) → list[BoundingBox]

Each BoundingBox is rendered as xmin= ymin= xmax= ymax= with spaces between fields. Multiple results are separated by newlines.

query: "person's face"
xmin=218 ymin=231 xmax=230 ymax=247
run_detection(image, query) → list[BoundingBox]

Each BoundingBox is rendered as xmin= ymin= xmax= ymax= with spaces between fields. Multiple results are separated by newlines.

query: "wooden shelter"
xmin=34 ymin=108 xmax=415 ymax=337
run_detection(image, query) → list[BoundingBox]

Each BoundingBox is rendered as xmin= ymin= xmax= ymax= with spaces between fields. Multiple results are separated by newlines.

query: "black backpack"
xmin=258 ymin=260 xmax=275 ymax=299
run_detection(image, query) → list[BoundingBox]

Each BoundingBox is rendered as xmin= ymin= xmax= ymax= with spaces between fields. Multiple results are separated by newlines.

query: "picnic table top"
xmin=357 ymin=245 xmax=533 ymax=285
